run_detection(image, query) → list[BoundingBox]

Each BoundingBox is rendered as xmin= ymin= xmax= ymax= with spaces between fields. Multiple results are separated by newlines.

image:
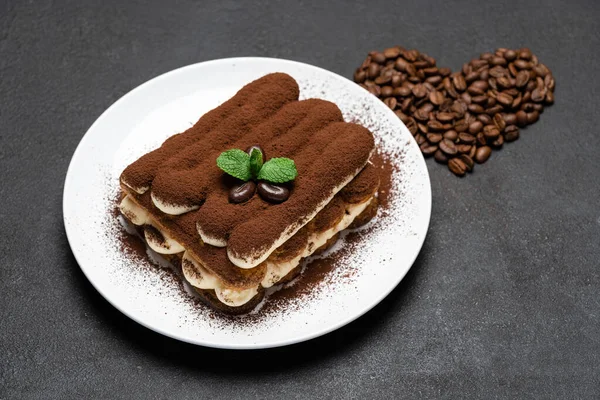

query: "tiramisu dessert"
xmin=118 ymin=73 xmax=380 ymax=314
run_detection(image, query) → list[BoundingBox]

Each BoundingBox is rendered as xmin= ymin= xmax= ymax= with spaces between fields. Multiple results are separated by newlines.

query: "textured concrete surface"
xmin=1 ymin=0 xmax=599 ymax=398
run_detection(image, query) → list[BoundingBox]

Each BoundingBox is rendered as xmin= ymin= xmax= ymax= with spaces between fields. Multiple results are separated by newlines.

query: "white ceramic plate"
xmin=63 ymin=57 xmax=431 ymax=349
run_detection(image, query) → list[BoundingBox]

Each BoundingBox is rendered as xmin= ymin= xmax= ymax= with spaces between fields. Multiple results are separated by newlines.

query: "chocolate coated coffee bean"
xmin=229 ymin=181 xmax=257 ymax=204
xmin=448 ymin=158 xmax=467 ymax=177
xmin=258 ymin=182 xmax=290 ymax=204
xmin=475 ymin=146 xmax=492 ymax=163
xmin=245 ymin=144 xmax=266 ymax=161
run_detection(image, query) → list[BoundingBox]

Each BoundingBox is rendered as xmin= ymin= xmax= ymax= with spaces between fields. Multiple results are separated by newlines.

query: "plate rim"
xmin=63 ymin=56 xmax=432 ymax=350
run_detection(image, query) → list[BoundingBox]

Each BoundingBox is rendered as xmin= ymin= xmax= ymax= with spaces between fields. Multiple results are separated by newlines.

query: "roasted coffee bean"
xmin=367 ymin=63 xmax=381 ymax=79
xmin=545 ymin=90 xmax=555 ymax=105
xmin=522 ymin=91 xmax=531 ymax=103
xmin=491 ymin=134 xmax=504 ymax=148
xmin=416 ymin=133 xmax=426 ymax=145
xmin=374 ymin=74 xmax=392 ymax=86
xmin=504 ymin=49 xmax=517 ymax=61
xmin=401 ymin=97 xmax=412 ymax=112
xmin=381 ymin=86 xmax=394 ymax=98
xmin=396 ymin=86 xmax=412 ymax=97
xmin=532 ymin=103 xmax=544 ymax=112
xmin=519 ymin=48 xmax=532 ymax=60
xmin=436 ymin=112 xmax=454 ymax=123
xmin=472 ymin=95 xmax=488 ymax=105
xmin=448 ymin=158 xmax=467 ymax=177
xmin=405 ymin=118 xmax=418 ymax=135
xmin=458 ymin=154 xmax=475 ymax=172
xmin=486 ymin=105 xmax=504 ymax=115
xmin=412 ymin=84 xmax=428 ymax=98
xmin=545 ymin=74 xmax=556 ymax=91
xmin=496 ymin=76 xmax=512 ymax=89
xmin=460 ymin=92 xmax=473 ymax=105
xmin=427 ymin=133 xmax=443 ymax=144
xmin=420 ymin=143 xmax=438 ymax=156
xmin=459 ymin=132 xmax=476 ymax=144
xmin=391 ymin=75 xmax=403 ymax=87
xmin=395 ymin=110 xmax=410 ymax=123
xmin=406 ymin=63 xmax=417 ymax=76
xmin=476 ymin=132 xmax=486 ymax=146
xmin=454 ymin=119 xmax=469 ymax=132
xmin=417 ymin=123 xmax=428 ymax=134
xmin=464 ymin=71 xmax=479 ymax=84
xmin=257 ymin=182 xmax=290 ymax=203
xmin=229 ymin=181 xmax=257 ymax=204
xmin=427 ymin=120 xmax=445 ymax=131
xmin=512 ymin=93 xmax=523 ymax=109
xmin=457 ymin=144 xmax=472 ymax=154
xmin=246 ymin=144 xmax=266 ymax=160
xmin=443 ymin=130 xmax=458 ymax=141
xmin=515 ymin=70 xmax=530 ymax=88
xmin=480 ymin=68 xmax=490 ymax=81
xmin=420 ymin=103 xmax=435 ymax=113
xmin=516 ymin=110 xmax=528 ymax=127
xmin=504 ymin=113 xmax=517 ymax=125
xmin=526 ymin=79 xmax=537 ymax=92
xmin=531 ymin=88 xmax=545 ymax=102
xmin=438 ymin=67 xmax=451 ymax=76
xmin=414 ymin=109 xmax=429 ymax=122
xmin=383 ymin=97 xmax=397 ymax=110
xmin=526 ymin=111 xmax=540 ymax=124
xmin=429 ymin=91 xmax=445 ymax=105
xmin=477 ymin=113 xmax=493 ymax=125
xmin=504 ymin=125 xmax=520 ymax=142
xmin=514 ymin=59 xmax=531 ymax=70
xmin=508 ymin=62 xmax=518 ymax=77
xmin=383 ymin=47 xmax=402 ymax=59
xmin=489 ymin=66 xmax=507 ymax=79
xmin=496 ymin=92 xmax=514 ymax=108
xmin=451 ymin=100 xmax=468 ymax=116
xmin=394 ymin=57 xmax=409 ymax=72
xmin=468 ymin=120 xmax=483 ymax=134
xmin=483 ymin=124 xmax=500 ymax=140
xmin=467 ymin=104 xmax=485 ymax=114
xmin=493 ymin=113 xmax=506 ymax=131
xmin=372 ymin=52 xmax=386 ymax=64
xmin=426 ymin=75 xmax=442 ymax=85
xmin=434 ymin=149 xmax=449 ymax=164
xmin=453 ymin=74 xmax=467 ymax=91
xmin=475 ymin=146 xmax=492 ymax=163
xmin=354 ymin=69 xmax=367 ymax=83
xmin=414 ymin=60 xmax=429 ymax=69
xmin=439 ymin=139 xmax=458 ymax=155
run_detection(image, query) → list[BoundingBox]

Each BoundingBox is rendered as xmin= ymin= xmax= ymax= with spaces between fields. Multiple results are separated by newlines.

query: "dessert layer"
xmin=121 ymin=73 xmax=300 ymax=194
xmin=120 ymin=161 xmax=380 ymax=290
xmin=119 ymin=72 xmax=375 ymax=270
xmin=121 ymin=193 xmax=377 ymax=308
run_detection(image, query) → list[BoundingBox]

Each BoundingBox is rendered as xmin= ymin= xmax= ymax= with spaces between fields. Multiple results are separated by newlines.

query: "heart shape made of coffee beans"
xmin=354 ymin=46 xmax=555 ymax=177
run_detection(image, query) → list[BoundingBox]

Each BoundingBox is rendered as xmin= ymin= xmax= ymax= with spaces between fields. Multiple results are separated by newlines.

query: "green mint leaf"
xmin=249 ymin=148 xmax=263 ymax=179
xmin=257 ymin=157 xmax=298 ymax=183
xmin=216 ymin=149 xmax=251 ymax=181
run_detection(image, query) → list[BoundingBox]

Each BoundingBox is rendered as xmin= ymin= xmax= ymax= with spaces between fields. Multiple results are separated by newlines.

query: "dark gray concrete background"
xmin=1 ymin=0 xmax=599 ymax=398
